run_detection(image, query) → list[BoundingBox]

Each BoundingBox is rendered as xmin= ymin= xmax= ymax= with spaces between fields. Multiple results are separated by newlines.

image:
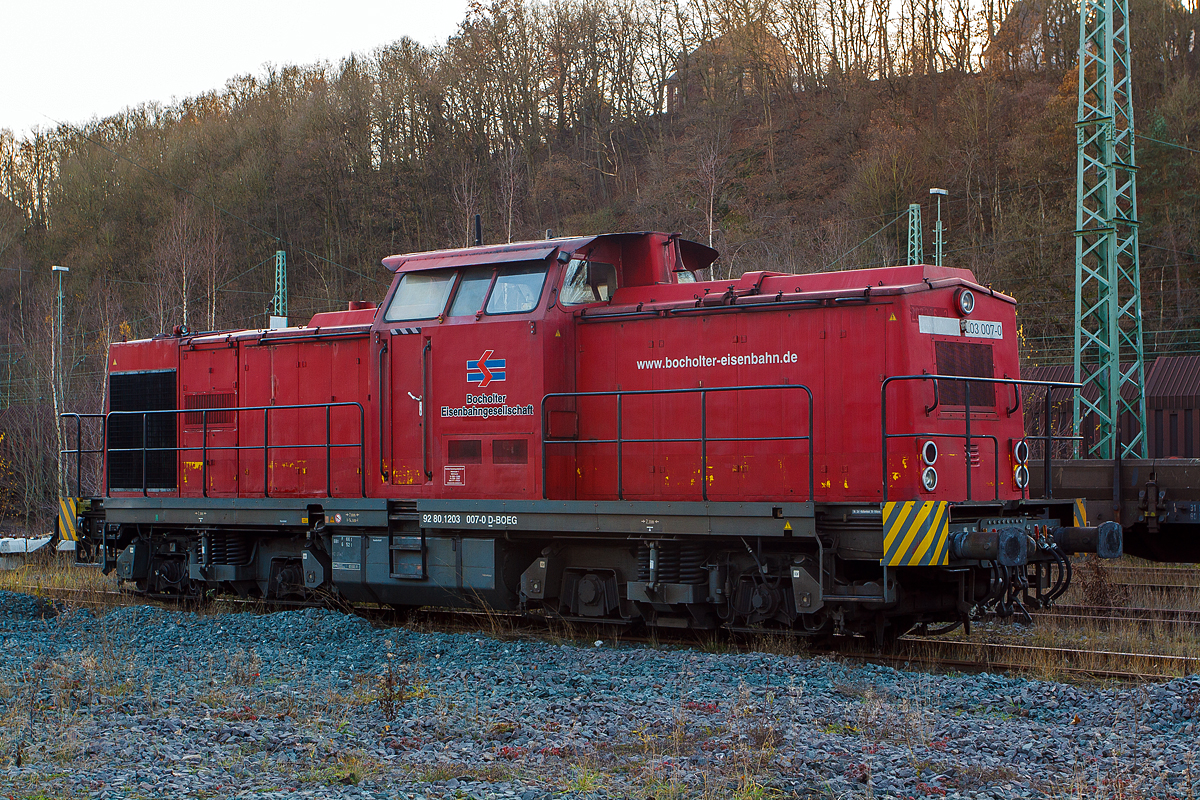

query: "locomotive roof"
xmin=714 ymin=263 xmax=1010 ymax=296
xmin=148 ymin=244 xmax=1006 ymax=348
xmin=380 ymin=231 xmax=719 ymax=273
xmin=587 ymin=263 xmax=1013 ymax=318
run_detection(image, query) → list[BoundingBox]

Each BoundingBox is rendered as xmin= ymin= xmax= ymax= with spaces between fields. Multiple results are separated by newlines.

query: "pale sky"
xmin=1 ymin=0 xmax=471 ymax=138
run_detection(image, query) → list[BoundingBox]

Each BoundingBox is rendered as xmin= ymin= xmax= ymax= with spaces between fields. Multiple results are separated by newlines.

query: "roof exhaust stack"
xmin=474 ymin=214 xmax=482 ymax=247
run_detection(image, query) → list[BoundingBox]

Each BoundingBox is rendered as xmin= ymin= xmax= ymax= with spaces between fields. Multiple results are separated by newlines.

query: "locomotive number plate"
xmin=961 ymin=319 xmax=1003 ymax=339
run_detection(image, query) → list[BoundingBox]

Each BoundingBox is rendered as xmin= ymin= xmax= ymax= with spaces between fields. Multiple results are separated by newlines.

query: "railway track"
xmin=889 ymin=637 xmax=1200 ymax=682
xmin=1120 ymin=583 xmax=1200 ymax=595
xmin=11 ymin=584 xmax=1199 ymax=684
xmin=1041 ymin=604 xmax=1200 ymax=625
xmin=1100 ymin=566 xmax=1200 ymax=587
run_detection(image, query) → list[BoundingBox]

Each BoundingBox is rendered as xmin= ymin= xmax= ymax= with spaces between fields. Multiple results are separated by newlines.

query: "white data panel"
xmin=918 ymin=315 xmax=961 ymax=336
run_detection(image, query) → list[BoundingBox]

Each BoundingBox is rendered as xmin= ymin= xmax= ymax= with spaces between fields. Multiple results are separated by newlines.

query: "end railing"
xmin=881 ymin=375 xmax=1082 ymax=502
xmin=62 ymin=402 xmax=367 ymax=499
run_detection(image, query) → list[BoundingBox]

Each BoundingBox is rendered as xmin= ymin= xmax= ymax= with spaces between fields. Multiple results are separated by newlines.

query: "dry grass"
xmin=880 ymin=555 xmax=1200 ymax=682
xmin=1064 ymin=555 xmax=1200 ymax=610
xmin=897 ymin=622 xmax=1200 ymax=682
xmin=0 ymin=557 xmax=230 ymax=620
xmin=0 ymin=552 xmax=119 ymax=597
xmin=601 ymin=672 xmax=790 ymax=800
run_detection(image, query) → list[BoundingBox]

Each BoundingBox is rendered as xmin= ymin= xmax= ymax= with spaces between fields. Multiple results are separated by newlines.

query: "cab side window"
xmin=384 ymin=270 xmax=456 ymax=321
xmin=448 ymin=266 xmax=494 ymax=316
xmin=486 ymin=264 xmax=548 ymax=314
xmin=559 ymin=259 xmax=617 ymax=305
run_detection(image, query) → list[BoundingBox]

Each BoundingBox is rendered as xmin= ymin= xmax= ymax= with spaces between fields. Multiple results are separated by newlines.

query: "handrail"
xmin=541 ymin=384 xmax=815 ymax=502
xmin=881 ymin=374 xmax=1083 ymax=502
xmin=58 ymin=412 xmax=106 ymax=497
xmin=96 ymin=402 xmax=367 ymax=498
xmin=378 ymin=338 xmax=389 ymax=481
xmin=376 ymin=338 xmax=386 ymax=482
xmin=421 ymin=338 xmax=432 ymax=480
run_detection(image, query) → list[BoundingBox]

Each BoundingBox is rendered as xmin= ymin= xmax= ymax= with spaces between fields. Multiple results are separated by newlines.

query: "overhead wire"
xmin=1137 ymin=133 xmax=1200 ymax=155
xmin=821 ymin=213 xmax=906 ymax=270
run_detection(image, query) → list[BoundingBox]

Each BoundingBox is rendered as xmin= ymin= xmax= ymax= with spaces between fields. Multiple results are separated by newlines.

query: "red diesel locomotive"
xmin=65 ymin=231 xmax=1119 ymax=641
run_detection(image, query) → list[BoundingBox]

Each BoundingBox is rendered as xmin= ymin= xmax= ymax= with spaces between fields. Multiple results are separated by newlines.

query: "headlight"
xmin=1012 ymin=439 xmax=1029 ymax=464
xmin=956 ymin=288 xmax=975 ymax=316
xmin=921 ymin=440 xmax=939 ymax=465
xmin=922 ymin=466 xmax=938 ymax=491
xmin=1014 ymin=464 xmax=1030 ymax=489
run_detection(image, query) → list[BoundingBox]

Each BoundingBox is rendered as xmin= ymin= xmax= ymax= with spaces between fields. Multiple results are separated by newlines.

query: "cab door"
xmin=434 ymin=320 xmax=540 ymax=497
xmin=375 ymin=268 xmax=460 ymax=490
xmin=387 ymin=329 xmax=432 ymax=487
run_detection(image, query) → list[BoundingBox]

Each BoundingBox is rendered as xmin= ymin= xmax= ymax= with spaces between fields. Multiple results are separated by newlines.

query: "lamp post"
xmin=51 ymin=265 xmax=69 ymax=492
xmin=52 ymin=265 xmax=69 ymax=393
xmin=929 ymin=188 xmax=948 ymax=267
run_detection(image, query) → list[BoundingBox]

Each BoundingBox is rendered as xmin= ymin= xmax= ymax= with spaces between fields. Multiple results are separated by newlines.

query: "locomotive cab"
xmin=373 ymin=232 xmax=716 ymax=501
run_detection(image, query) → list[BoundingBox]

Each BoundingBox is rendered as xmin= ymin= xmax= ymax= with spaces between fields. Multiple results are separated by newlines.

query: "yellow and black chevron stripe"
xmin=882 ymin=501 xmax=950 ymax=566
xmin=1073 ymin=498 xmax=1087 ymax=528
xmin=57 ymin=496 xmax=79 ymax=542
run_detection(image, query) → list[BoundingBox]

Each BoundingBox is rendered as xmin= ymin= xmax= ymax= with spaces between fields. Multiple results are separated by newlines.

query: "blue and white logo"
xmin=467 ymin=349 xmax=506 ymax=388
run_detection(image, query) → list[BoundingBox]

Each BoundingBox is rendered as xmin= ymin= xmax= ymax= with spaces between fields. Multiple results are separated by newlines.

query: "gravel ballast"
xmin=1 ymin=589 xmax=1198 ymax=799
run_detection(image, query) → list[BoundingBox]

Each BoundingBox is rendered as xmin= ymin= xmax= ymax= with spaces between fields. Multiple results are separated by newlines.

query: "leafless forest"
xmin=1 ymin=0 xmax=1198 ymax=526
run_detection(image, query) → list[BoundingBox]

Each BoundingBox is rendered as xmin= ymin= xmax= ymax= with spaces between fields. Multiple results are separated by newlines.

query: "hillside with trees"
xmin=1 ymin=0 xmax=1199 ymax=525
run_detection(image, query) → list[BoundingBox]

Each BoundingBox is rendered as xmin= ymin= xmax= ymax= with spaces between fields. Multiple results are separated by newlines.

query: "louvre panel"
xmin=493 ymin=438 xmax=529 ymax=464
xmin=934 ymin=342 xmax=996 ymax=407
xmin=183 ymin=392 xmax=236 ymax=425
xmin=447 ymin=439 xmax=482 ymax=464
xmin=107 ymin=371 xmax=177 ymax=491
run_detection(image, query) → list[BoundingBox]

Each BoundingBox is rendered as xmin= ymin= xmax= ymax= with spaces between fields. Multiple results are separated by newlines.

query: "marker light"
xmin=1014 ymin=464 xmax=1030 ymax=489
xmin=921 ymin=440 xmax=939 ymax=466
xmin=1012 ymin=439 xmax=1030 ymax=464
xmin=956 ymin=288 xmax=975 ymax=316
xmin=922 ymin=466 xmax=938 ymax=491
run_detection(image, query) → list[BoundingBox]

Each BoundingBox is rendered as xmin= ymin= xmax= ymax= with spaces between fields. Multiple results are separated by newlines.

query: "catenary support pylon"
xmin=271 ymin=250 xmax=288 ymax=328
xmin=907 ymin=204 xmax=923 ymax=265
xmin=1073 ymin=0 xmax=1147 ymax=459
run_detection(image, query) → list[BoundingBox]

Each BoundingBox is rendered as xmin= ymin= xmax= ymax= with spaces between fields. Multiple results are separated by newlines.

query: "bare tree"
xmin=693 ymin=123 xmax=730 ymax=248
xmin=496 ymin=145 xmax=525 ymax=242
xmin=151 ymin=198 xmax=204 ymax=330
xmin=198 ymin=206 xmax=231 ymax=331
xmin=451 ymin=158 xmax=482 ymax=246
